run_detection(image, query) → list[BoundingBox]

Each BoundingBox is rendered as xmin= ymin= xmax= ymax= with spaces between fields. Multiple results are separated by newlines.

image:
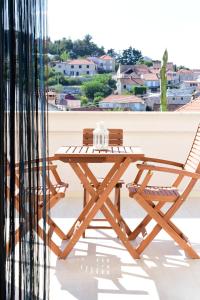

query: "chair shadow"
xmin=138 ymin=239 xmax=200 ymax=300
xmin=54 ymin=231 xmax=200 ymax=300
xmin=54 ymin=238 xmax=148 ymax=300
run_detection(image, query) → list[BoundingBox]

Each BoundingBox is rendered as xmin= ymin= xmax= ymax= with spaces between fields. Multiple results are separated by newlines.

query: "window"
xmin=86 ymin=65 xmax=89 ymax=68
xmin=173 ymin=97 xmax=175 ymax=100
xmin=79 ymin=65 xmax=82 ymax=68
xmin=70 ymin=71 xmax=74 ymax=76
xmin=76 ymin=71 xmax=79 ymax=76
xmin=87 ymin=71 xmax=90 ymax=75
xmin=71 ymin=65 xmax=74 ymax=68
xmin=181 ymin=97 xmax=183 ymax=100
xmin=123 ymin=85 xmax=126 ymax=89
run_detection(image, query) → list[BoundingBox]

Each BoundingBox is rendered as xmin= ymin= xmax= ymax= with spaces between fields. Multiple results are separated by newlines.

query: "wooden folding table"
xmin=55 ymin=145 xmax=144 ymax=259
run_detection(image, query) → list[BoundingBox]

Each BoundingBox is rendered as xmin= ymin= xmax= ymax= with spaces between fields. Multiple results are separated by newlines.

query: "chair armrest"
xmin=140 ymin=157 xmax=184 ymax=168
xmin=136 ymin=164 xmax=200 ymax=180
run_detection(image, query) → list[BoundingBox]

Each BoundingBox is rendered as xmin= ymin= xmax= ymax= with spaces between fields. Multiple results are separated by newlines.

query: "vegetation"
xmin=81 ymin=74 xmax=116 ymax=100
xmin=130 ymin=86 xmax=147 ymax=95
xmin=48 ymin=36 xmax=144 ymax=70
xmin=48 ymin=35 xmax=105 ymax=59
xmin=174 ymin=65 xmax=190 ymax=71
xmin=160 ymin=49 xmax=168 ymax=112
xmin=107 ymin=48 xmax=118 ymax=58
xmin=138 ymin=59 xmax=153 ymax=67
xmin=117 ymin=47 xmax=143 ymax=65
xmin=46 ymin=67 xmax=82 ymax=86
xmin=80 ymin=96 xmax=89 ymax=107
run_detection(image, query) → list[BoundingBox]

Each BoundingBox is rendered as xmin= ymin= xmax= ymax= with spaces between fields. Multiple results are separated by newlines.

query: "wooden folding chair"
xmin=127 ymin=124 xmax=200 ymax=258
xmin=82 ymin=128 xmax=124 ymax=236
xmin=7 ymin=157 xmax=68 ymax=257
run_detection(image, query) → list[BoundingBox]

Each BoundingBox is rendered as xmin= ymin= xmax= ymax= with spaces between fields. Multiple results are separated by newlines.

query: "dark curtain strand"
xmin=0 ymin=0 xmax=49 ymax=299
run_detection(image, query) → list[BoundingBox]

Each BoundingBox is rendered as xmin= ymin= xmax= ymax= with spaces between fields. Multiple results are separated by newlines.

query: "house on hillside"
xmin=57 ymin=93 xmax=81 ymax=108
xmin=182 ymin=80 xmax=200 ymax=90
xmin=152 ymin=60 xmax=174 ymax=71
xmin=178 ymin=69 xmax=194 ymax=82
xmin=141 ymin=73 xmax=160 ymax=92
xmin=54 ymin=59 xmax=97 ymax=76
xmin=99 ymin=94 xmax=146 ymax=111
xmin=167 ymin=71 xmax=180 ymax=86
xmin=146 ymin=88 xmax=193 ymax=111
xmin=116 ymin=77 xmax=144 ymax=93
xmin=88 ymin=55 xmax=115 ymax=72
xmin=117 ymin=64 xmax=150 ymax=78
xmin=192 ymin=69 xmax=200 ymax=80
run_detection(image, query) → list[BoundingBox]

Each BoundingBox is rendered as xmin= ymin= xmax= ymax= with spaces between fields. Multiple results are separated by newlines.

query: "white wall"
xmin=48 ymin=111 xmax=200 ymax=197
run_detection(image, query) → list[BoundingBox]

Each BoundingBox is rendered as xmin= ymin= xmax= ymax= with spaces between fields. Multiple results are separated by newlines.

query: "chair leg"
xmin=114 ymin=186 xmax=121 ymax=214
xmin=82 ymin=188 xmax=88 ymax=238
xmin=135 ymin=194 xmax=199 ymax=259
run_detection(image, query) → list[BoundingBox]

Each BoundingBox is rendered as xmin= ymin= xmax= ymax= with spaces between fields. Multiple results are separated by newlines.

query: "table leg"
xmin=60 ymin=158 xmax=140 ymax=259
xmin=80 ymin=163 xmax=132 ymax=236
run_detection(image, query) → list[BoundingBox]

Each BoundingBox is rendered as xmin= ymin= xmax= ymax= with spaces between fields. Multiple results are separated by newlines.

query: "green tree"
xmin=130 ymin=85 xmax=147 ymax=95
xmin=82 ymin=81 xmax=110 ymax=100
xmin=138 ymin=59 xmax=153 ymax=67
xmin=93 ymin=74 xmax=116 ymax=89
xmin=60 ymin=50 xmax=69 ymax=61
xmin=93 ymin=96 xmax=102 ymax=107
xmin=80 ymin=96 xmax=89 ymax=106
xmin=72 ymin=34 xmax=105 ymax=57
xmin=107 ymin=48 xmax=117 ymax=58
xmin=47 ymin=77 xmax=58 ymax=86
xmin=176 ymin=65 xmax=190 ymax=71
xmin=117 ymin=47 xmax=143 ymax=65
xmin=93 ymin=92 xmax=104 ymax=106
xmin=48 ymin=35 xmax=105 ymax=59
xmin=54 ymin=84 xmax=64 ymax=93
xmin=160 ymin=49 xmax=168 ymax=112
xmin=81 ymin=74 xmax=115 ymax=100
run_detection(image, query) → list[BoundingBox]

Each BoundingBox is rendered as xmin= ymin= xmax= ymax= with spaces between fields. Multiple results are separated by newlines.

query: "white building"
xmin=99 ymin=95 xmax=146 ymax=111
xmin=116 ymin=77 xmax=144 ymax=93
xmin=177 ymin=69 xmax=194 ymax=82
xmin=88 ymin=55 xmax=115 ymax=72
xmin=141 ymin=73 xmax=160 ymax=92
xmin=54 ymin=59 xmax=97 ymax=76
xmin=146 ymin=88 xmax=193 ymax=111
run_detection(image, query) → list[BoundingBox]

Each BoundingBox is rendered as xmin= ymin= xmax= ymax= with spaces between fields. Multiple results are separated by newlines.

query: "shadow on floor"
xmin=53 ymin=229 xmax=200 ymax=300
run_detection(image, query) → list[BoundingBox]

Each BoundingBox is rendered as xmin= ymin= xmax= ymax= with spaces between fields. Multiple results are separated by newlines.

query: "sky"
xmin=48 ymin=0 xmax=200 ymax=68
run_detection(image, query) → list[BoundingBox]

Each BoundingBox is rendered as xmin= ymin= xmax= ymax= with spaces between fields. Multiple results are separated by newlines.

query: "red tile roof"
xmin=68 ymin=59 xmax=95 ymax=65
xmin=120 ymin=78 xmax=144 ymax=85
xmin=177 ymin=69 xmax=193 ymax=74
xmin=176 ymin=97 xmax=200 ymax=111
xmin=142 ymin=73 xmax=159 ymax=81
xmin=100 ymin=94 xmax=144 ymax=104
xmin=100 ymin=55 xmax=113 ymax=60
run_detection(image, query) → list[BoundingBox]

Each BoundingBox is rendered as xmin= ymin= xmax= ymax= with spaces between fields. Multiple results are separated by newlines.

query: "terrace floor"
xmin=48 ymin=195 xmax=200 ymax=300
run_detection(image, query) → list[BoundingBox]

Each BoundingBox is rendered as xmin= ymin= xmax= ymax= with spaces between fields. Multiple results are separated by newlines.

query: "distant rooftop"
xmin=100 ymin=94 xmax=144 ymax=104
xmin=141 ymin=73 xmax=159 ymax=81
xmin=177 ymin=69 xmax=193 ymax=74
xmin=176 ymin=97 xmax=200 ymax=111
xmin=68 ymin=59 xmax=95 ymax=65
xmin=100 ymin=55 xmax=113 ymax=60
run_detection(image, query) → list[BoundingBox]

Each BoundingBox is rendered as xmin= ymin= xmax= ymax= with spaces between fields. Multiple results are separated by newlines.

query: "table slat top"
xmin=55 ymin=146 xmax=144 ymax=158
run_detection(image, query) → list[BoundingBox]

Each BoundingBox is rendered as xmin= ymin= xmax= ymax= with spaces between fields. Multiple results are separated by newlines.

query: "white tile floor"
xmin=48 ymin=196 xmax=200 ymax=300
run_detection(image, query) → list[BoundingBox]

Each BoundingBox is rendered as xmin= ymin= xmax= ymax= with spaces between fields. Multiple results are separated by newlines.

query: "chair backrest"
xmin=83 ymin=128 xmax=123 ymax=146
xmin=184 ymin=124 xmax=200 ymax=173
